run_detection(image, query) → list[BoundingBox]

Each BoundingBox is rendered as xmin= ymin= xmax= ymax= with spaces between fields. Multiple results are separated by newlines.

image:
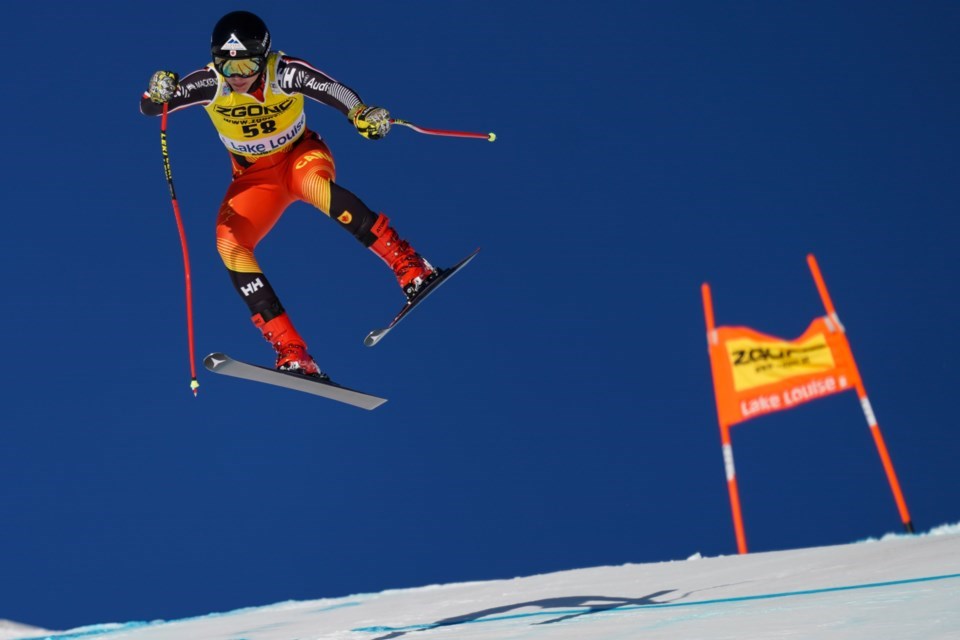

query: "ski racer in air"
xmin=141 ymin=10 xmax=437 ymax=379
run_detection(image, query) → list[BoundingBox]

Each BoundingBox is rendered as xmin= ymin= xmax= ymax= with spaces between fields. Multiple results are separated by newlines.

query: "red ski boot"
xmin=368 ymin=214 xmax=437 ymax=301
xmin=252 ymin=312 xmax=326 ymax=378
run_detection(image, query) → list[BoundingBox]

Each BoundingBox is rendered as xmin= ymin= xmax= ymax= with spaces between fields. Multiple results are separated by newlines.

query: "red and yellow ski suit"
xmin=141 ymin=52 xmax=385 ymax=321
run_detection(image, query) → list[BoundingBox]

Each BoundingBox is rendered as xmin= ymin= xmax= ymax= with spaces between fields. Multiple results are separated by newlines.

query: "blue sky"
xmin=2 ymin=0 xmax=959 ymax=631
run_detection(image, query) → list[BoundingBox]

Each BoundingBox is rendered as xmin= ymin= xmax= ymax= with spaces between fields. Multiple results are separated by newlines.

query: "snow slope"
xmin=6 ymin=525 xmax=959 ymax=640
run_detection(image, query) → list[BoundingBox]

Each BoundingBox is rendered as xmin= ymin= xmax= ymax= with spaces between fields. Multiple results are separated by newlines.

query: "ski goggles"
xmin=214 ymin=56 xmax=265 ymax=78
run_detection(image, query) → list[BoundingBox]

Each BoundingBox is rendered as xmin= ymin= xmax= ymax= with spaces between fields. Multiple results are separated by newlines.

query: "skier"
xmin=141 ymin=10 xmax=436 ymax=379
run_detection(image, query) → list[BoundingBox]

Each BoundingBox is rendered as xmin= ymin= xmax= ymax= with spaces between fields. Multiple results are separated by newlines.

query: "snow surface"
xmin=5 ymin=524 xmax=959 ymax=640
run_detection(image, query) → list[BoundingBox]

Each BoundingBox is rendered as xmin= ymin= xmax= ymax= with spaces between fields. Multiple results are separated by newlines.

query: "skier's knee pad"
xmin=216 ymin=235 xmax=263 ymax=273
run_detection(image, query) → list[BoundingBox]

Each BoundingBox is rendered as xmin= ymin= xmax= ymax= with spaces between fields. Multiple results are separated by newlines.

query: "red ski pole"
xmin=160 ymin=103 xmax=200 ymax=396
xmin=389 ymin=118 xmax=496 ymax=142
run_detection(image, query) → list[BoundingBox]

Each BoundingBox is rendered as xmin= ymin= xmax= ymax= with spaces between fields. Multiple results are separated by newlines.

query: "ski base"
xmin=365 ymin=248 xmax=480 ymax=347
xmin=203 ymin=353 xmax=387 ymax=410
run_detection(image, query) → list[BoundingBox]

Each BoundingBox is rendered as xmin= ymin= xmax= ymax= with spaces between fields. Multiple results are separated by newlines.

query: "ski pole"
xmin=389 ymin=118 xmax=496 ymax=142
xmin=160 ymin=103 xmax=200 ymax=397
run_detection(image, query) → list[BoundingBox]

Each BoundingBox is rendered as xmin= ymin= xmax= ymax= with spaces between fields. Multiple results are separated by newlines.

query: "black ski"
xmin=203 ymin=353 xmax=387 ymax=410
xmin=365 ymin=248 xmax=480 ymax=347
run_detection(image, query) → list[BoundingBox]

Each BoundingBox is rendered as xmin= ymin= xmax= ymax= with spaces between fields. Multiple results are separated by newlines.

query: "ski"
xmin=203 ymin=353 xmax=387 ymax=410
xmin=365 ymin=248 xmax=480 ymax=347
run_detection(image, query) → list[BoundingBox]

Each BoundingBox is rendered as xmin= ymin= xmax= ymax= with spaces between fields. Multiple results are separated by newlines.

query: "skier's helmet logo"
xmin=210 ymin=11 xmax=271 ymax=61
xmin=219 ymin=33 xmax=248 ymax=58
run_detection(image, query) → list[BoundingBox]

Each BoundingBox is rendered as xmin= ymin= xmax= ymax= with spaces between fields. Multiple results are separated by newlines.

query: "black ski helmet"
xmin=210 ymin=11 xmax=271 ymax=61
